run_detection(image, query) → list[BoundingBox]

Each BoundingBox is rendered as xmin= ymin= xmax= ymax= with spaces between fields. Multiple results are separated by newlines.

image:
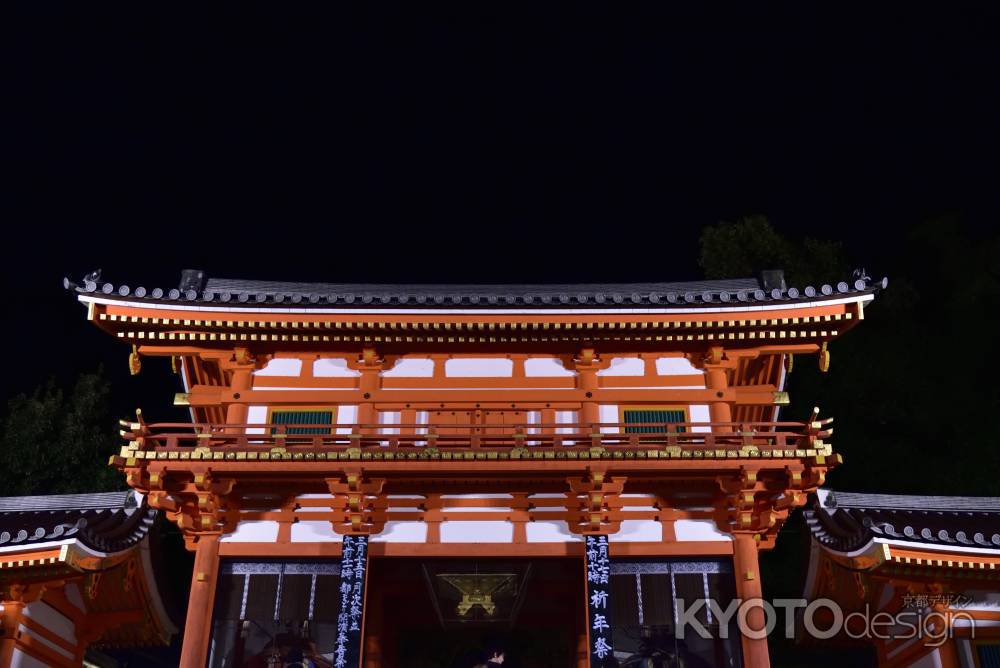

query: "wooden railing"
xmin=120 ymin=415 xmax=832 ymax=455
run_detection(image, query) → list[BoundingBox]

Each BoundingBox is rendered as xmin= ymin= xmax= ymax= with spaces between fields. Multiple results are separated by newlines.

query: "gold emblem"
xmin=438 ymin=573 xmax=515 ymax=617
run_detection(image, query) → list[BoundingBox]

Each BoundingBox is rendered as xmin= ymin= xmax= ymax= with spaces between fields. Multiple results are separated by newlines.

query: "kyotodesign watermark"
xmin=674 ymin=597 xmax=975 ymax=648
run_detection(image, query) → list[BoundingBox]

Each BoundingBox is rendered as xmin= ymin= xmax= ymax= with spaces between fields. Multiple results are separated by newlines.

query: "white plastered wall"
xmin=221 ymin=520 xmax=280 ymax=542
xmin=254 ymin=358 xmax=302 ymax=376
xmin=689 ymin=404 xmax=711 ymax=432
xmin=19 ymin=600 xmax=77 ymax=663
xmin=445 ymin=358 xmax=514 ymax=377
xmin=655 ymin=357 xmax=702 ymax=376
xmin=524 ymin=357 xmax=574 ymax=377
xmin=440 ymin=521 xmax=514 ymax=543
xmin=674 ymin=519 xmax=732 ymax=542
xmin=222 ymin=507 xmax=731 ymax=545
xmin=383 ymin=358 xmax=435 ymax=377
xmin=313 ymin=358 xmax=360 ymax=377
xmin=10 ymin=650 xmax=54 ymax=668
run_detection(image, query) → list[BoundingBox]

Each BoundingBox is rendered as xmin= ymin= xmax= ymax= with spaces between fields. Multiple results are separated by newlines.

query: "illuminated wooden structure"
xmin=66 ymin=269 xmax=882 ymax=668
xmin=804 ymin=490 xmax=1000 ymax=668
xmin=0 ymin=492 xmax=176 ymax=667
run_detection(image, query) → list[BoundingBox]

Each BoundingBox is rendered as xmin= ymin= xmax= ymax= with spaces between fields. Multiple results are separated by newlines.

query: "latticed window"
xmin=270 ymin=410 xmax=334 ymax=435
xmin=622 ymin=408 xmax=686 ymax=434
xmin=607 ymin=559 xmax=742 ymax=666
xmin=209 ymin=561 xmax=343 ymax=668
xmin=978 ymin=644 xmax=1000 ymax=668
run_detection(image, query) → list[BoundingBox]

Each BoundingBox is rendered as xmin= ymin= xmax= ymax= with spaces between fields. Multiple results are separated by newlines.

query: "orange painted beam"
xmin=0 ymin=547 xmax=65 ymax=569
xmin=885 ymin=544 xmax=1000 ymax=570
xmin=216 ymin=539 xmax=734 ymax=558
xmin=135 ymin=458 xmax=824 ymax=477
xmin=246 ymin=374 xmax=724 ymax=391
xmin=41 ymin=588 xmax=86 ymax=628
xmin=186 ymin=386 xmax=780 ymax=407
xmin=20 ymin=616 xmax=79 ymax=656
xmin=96 ymin=298 xmax=860 ymax=323
xmin=12 ymin=633 xmax=76 ymax=668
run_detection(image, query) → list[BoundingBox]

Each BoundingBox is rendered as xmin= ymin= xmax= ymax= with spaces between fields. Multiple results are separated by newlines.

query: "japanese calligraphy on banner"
xmin=585 ymin=535 xmax=613 ymax=666
xmin=335 ymin=535 xmax=369 ymax=668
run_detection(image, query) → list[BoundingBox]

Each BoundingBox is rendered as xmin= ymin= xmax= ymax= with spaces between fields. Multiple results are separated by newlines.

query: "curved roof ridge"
xmin=64 ymin=269 xmax=886 ymax=309
xmin=203 ymin=277 xmax=764 ymax=293
xmin=0 ymin=491 xmax=153 ymax=555
xmin=808 ymin=489 xmax=1000 ymax=554
xmin=825 ymin=490 xmax=1000 ymax=513
xmin=0 ymin=490 xmax=135 ymax=513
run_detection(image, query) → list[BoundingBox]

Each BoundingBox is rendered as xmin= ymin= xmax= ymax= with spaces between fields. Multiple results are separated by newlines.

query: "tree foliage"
xmin=698 ymin=215 xmax=849 ymax=287
xmin=0 ymin=369 xmax=124 ymax=496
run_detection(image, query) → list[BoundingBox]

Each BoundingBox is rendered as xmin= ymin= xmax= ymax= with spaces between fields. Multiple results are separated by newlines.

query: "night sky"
xmin=6 ymin=4 xmax=999 ymax=417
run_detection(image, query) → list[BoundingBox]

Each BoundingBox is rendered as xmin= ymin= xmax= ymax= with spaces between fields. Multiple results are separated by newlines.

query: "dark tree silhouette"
xmin=698 ymin=215 xmax=849 ymax=288
xmin=0 ymin=368 xmax=124 ymax=496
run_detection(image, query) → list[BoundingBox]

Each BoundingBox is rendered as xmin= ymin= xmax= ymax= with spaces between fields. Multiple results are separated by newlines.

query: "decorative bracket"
xmin=566 ymin=470 xmax=626 ymax=535
xmin=142 ymin=468 xmax=238 ymax=547
xmin=326 ymin=471 xmax=388 ymax=535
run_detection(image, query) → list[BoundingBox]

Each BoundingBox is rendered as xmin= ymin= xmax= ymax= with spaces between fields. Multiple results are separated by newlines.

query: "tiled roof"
xmin=0 ymin=490 xmax=156 ymax=555
xmin=63 ymin=269 xmax=886 ymax=309
xmin=805 ymin=489 xmax=1000 ymax=554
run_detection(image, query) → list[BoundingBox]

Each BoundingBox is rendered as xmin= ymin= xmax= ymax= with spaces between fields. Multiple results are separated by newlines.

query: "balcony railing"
xmin=120 ymin=415 xmax=832 ymax=457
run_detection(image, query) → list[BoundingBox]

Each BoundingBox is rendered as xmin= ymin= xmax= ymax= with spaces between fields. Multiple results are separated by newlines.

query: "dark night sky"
xmin=5 ymin=3 xmax=1000 ymax=416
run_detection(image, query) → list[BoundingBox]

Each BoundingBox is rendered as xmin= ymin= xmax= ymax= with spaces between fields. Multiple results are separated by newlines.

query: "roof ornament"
xmin=129 ymin=344 xmax=142 ymax=376
xmin=851 ymin=268 xmax=873 ymax=290
xmin=178 ymin=269 xmax=206 ymax=293
xmin=759 ymin=269 xmax=786 ymax=292
xmin=67 ymin=269 xmax=102 ymax=292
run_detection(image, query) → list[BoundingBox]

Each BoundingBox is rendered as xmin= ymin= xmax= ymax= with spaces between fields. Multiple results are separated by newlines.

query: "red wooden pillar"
xmin=0 ymin=599 xmax=25 ymax=666
xmin=224 ymin=367 xmax=253 ymax=433
xmin=575 ymin=632 xmax=589 ymax=668
xmin=356 ymin=351 xmax=382 ymax=436
xmin=363 ymin=583 xmax=383 ymax=668
xmin=180 ymin=534 xmax=221 ymax=668
xmin=541 ymin=408 xmax=556 ymax=439
xmin=733 ymin=534 xmax=770 ymax=668
xmin=705 ymin=366 xmax=733 ymax=431
xmin=578 ymin=366 xmax=600 ymax=427
xmin=937 ymin=639 xmax=962 ymax=668
xmin=575 ymin=349 xmax=601 ymax=431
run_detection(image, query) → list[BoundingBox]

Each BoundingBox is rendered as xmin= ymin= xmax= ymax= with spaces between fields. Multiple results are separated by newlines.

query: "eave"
xmin=79 ymin=292 xmax=872 ymax=355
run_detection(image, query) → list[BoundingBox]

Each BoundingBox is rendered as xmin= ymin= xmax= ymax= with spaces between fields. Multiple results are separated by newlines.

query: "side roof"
xmin=0 ymin=490 xmax=156 ymax=555
xmin=63 ymin=269 xmax=886 ymax=310
xmin=805 ymin=489 xmax=1000 ymax=554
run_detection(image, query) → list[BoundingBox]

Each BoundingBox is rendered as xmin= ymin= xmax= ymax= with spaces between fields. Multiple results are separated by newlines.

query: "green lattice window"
xmin=622 ymin=408 xmax=686 ymax=434
xmin=270 ymin=410 xmax=334 ymax=435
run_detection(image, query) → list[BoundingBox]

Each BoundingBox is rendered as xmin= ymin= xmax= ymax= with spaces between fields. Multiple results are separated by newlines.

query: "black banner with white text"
xmin=335 ymin=535 xmax=369 ymax=668
xmin=585 ymin=535 xmax=613 ymax=666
